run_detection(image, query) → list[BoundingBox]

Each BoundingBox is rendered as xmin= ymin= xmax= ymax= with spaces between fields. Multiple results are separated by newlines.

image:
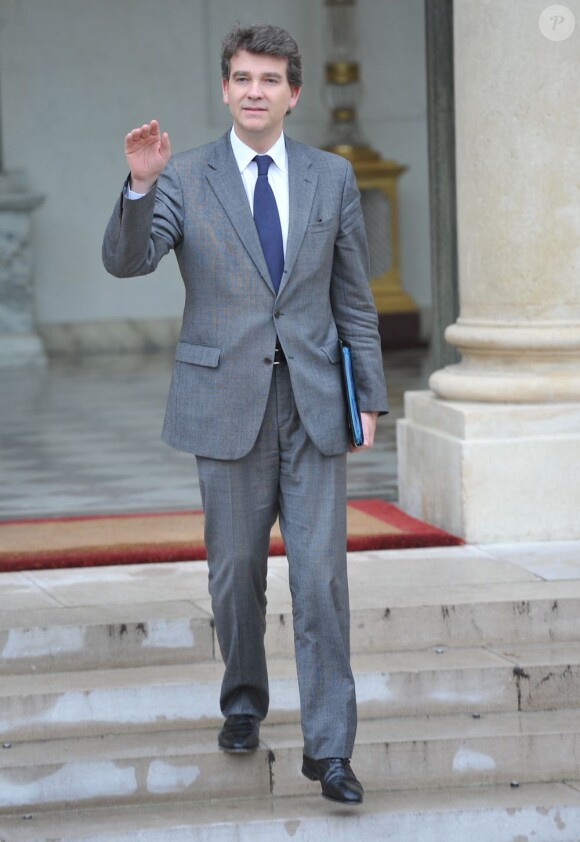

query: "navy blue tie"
xmin=253 ymin=155 xmax=284 ymax=293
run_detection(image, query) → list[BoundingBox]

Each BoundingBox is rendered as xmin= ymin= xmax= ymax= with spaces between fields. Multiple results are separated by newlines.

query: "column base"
xmin=0 ymin=333 xmax=48 ymax=367
xmin=397 ymin=391 xmax=580 ymax=543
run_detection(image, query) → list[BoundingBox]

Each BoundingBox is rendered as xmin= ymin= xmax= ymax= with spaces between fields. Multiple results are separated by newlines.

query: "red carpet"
xmin=0 ymin=500 xmax=463 ymax=572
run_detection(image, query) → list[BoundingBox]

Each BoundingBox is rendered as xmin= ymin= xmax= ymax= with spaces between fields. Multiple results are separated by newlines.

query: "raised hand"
xmin=124 ymin=120 xmax=171 ymax=193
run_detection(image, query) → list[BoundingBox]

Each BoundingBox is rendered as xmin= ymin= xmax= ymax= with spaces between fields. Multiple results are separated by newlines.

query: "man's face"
xmin=222 ymin=50 xmax=301 ymax=151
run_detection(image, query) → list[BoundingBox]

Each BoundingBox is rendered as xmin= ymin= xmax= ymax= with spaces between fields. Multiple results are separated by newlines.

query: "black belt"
xmin=273 ymin=345 xmax=287 ymax=365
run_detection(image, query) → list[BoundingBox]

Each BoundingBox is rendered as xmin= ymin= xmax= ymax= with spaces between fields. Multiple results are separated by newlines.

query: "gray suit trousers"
xmin=196 ymin=364 xmax=357 ymax=759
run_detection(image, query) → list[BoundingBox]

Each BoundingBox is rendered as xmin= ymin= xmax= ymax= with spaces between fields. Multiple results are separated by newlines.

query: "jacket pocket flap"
xmin=321 ymin=340 xmax=341 ymax=364
xmin=175 ymin=342 xmax=221 ymax=367
xmin=308 ymin=219 xmax=335 ymax=233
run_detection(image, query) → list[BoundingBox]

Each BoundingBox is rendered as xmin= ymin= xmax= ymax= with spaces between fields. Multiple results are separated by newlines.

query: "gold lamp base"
xmin=321 ymin=3 xmax=419 ymax=346
xmin=326 ymin=144 xmax=382 ymax=163
xmin=332 ymin=147 xmax=418 ymax=333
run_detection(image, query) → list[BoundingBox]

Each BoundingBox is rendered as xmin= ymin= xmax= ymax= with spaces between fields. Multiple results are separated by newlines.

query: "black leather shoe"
xmin=218 ymin=714 xmax=260 ymax=754
xmin=302 ymin=755 xmax=364 ymax=804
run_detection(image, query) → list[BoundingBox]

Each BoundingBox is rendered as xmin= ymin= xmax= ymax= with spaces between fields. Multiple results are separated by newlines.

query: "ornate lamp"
xmin=324 ymin=0 xmax=419 ymax=346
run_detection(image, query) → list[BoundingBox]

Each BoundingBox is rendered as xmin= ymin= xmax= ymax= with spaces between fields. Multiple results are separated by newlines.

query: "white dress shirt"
xmin=229 ymin=128 xmax=289 ymax=255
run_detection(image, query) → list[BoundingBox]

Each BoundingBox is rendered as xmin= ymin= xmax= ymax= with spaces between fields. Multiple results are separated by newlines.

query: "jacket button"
xmin=274 ymin=310 xmax=281 ymax=318
xmin=264 ymin=357 xmax=273 ymax=365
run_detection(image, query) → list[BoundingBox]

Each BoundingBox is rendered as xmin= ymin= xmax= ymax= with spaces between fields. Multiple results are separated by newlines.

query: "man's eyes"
xmin=234 ymin=76 xmax=280 ymax=84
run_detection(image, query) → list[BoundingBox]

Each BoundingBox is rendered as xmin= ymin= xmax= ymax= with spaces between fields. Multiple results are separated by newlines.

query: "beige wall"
xmin=1 ymin=0 xmax=430 ymax=343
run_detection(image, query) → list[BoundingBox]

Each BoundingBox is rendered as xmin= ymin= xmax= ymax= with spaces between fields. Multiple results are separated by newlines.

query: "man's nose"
xmin=247 ymin=81 xmax=263 ymax=98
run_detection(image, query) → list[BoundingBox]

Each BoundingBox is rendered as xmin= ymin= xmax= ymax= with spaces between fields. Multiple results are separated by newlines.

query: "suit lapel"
xmin=280 ymin=137 xmax=318 ymax=296
xmin=204 ymin=134 xmax=318 ymax=297
xmin=205 ymin=133 xmax=274 ymax=292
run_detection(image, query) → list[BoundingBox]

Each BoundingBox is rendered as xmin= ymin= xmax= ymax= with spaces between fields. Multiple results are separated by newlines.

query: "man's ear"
xmin=289 ymin=86 xmax=301 ymax=110
xmin=285 ymin=86 xmax=301 ymax=116
xmin=222 ymin=78 xmax=230 ymax=105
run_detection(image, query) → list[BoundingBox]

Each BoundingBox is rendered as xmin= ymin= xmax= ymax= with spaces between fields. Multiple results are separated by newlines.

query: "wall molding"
xmin=40 ymin=319 xmax=181 ymax=355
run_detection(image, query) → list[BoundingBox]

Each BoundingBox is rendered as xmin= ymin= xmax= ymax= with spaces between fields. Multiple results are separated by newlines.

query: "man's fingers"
xmin=160 ymin=132 xmax=171 ymax=158
xmin=348 ymin=412 xmax=378 ymax=453
xmin=124 ymin=120 xmax=171 ymax=187
xmin=125 ymin=121 xmax=162 ymax=148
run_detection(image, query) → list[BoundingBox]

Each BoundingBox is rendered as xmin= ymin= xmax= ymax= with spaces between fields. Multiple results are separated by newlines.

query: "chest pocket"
xmin=308 ymin=218 xmax=335 ymax=234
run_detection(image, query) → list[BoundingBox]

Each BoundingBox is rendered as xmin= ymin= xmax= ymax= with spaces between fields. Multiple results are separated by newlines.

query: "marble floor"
xmin=0 ymin=348 xmax=431 ymax=521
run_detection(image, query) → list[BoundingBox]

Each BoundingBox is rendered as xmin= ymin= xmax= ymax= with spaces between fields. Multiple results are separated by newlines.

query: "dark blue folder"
xmin=338 ymin=339 xmax=364 ymax=447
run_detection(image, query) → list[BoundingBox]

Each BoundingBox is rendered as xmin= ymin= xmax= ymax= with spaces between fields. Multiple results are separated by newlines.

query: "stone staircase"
xmin=1 ymin=546 xmax=580 ymax=840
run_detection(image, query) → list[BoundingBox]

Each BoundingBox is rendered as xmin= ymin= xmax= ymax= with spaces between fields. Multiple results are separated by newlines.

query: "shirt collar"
xmin=229 ymin=128 xmax=287 ymax=174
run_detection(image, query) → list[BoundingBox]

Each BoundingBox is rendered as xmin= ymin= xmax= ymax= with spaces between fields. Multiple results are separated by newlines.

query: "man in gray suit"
xmin=103 ymin=23 xmax=387 ymax=805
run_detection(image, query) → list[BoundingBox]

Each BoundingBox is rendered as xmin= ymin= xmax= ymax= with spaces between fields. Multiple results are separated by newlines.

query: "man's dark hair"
xmin=221 ymin=24 xmax=303 ymax=88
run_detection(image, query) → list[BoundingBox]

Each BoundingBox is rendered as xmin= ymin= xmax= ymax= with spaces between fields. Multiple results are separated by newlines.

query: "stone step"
xmin=1 ymin=710 xmax=580 ymax=812
xmin=2 ymin=586 xmax=579 ymax=674
xmin=2 ymin=783 xmax=580 ymax=842
xmin=0 ymin=603 xmax=216 ymax=676
xmin=2 ymin=644 xmax=579 ymax=742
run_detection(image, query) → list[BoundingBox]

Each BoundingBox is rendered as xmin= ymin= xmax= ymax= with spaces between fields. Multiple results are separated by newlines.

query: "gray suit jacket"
xmin=103 ymin=132 xmax=388 ymax=460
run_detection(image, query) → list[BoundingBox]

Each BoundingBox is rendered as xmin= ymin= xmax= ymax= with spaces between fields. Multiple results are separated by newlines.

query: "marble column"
xmin=0 ymin=170 xmax=46 ymax=366
xmin=397 ymin=0 xmax=580 ymax=542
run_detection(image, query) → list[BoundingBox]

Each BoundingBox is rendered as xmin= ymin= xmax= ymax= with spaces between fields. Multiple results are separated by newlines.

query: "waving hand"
xmin=124 ymin=119 xmax=171 ymax=193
